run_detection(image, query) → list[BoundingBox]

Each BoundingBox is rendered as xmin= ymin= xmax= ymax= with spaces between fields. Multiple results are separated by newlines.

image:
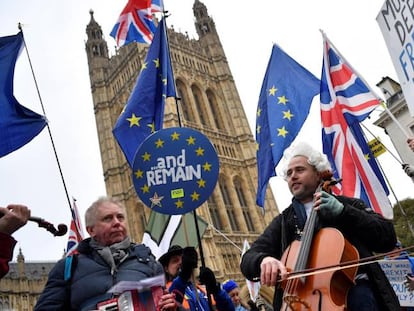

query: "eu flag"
xmin=113 ymin=18 xmax=176 ymax=167
xmin=256 ymin=44 xmax=320 ymax=208
xmin=0 ymin=32 xmax=47 ymax=158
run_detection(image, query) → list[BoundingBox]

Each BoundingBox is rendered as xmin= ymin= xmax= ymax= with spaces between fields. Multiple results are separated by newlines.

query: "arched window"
xmin=208 ymin=196 xmax=222 ymax=230
xmin=192 ymin=85 xmax=207 ymax=126
xmin=234 ymin=178 xmax=255 ymax=232
xmin=176 ymin=80 xmax=192 ymax=122
xmin=206 ymin=90 xmax=224 ymax=130
xmin=219 ymin=178 xmax=240 ymax=231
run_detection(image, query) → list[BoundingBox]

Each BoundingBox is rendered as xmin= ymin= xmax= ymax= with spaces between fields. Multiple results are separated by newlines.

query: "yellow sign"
xmin=171 ymin=188 xmax=184 ymax=199
xmin=368 ymin=138 xmax=386 ymax=158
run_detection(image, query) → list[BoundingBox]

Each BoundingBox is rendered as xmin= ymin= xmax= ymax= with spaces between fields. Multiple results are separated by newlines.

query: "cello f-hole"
xmin=312 ymin=289 xmax=323 ymax=311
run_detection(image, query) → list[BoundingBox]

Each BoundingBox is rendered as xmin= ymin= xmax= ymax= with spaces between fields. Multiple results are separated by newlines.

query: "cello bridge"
xmin=283 ymin=295 xmax=311 ymax=310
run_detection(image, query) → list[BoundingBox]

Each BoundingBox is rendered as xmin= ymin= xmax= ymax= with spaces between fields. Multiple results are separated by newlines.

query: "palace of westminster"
xmin=2 ymin=0 xmax=412 ymax=309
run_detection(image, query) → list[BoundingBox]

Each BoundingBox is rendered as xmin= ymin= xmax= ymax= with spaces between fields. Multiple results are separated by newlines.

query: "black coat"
xmin=240 ymin=196 xmax=400 ymax=310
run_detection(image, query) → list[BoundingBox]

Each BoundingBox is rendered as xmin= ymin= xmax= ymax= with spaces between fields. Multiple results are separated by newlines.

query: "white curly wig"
xmin=278 ymin=142 xmax=332 ymax=179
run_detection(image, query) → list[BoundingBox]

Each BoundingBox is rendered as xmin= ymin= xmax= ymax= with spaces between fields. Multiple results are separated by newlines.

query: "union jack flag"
xmin=110 ymin=0 xmax=164 ymax=47
xmin=320 ymin=34 xmax=393 ymax=219
xmin=66 ymin=198 xmax=84 ymax=257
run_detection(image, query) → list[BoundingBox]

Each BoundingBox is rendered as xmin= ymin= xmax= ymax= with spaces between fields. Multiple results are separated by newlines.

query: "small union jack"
xmin=110 ymin=0 xmax=164 ymax=47
xmin=66 ymin=198 xmax=84 ymax=257
xmin=320 ymin=33 xmax=392 ymax=219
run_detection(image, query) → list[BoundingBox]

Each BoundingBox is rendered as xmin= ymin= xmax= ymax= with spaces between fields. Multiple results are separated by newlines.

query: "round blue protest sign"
xmin=132 ymin=127 xmax=219 ymax=215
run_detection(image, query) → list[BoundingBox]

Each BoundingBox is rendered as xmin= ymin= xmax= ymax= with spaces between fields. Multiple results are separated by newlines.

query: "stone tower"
xmin=85 ymin=1 xmax=279 ymax=285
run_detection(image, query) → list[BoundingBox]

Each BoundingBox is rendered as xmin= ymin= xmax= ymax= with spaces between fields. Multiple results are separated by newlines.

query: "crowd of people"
xmin=1 ymin=140 xmax=414 ymax=310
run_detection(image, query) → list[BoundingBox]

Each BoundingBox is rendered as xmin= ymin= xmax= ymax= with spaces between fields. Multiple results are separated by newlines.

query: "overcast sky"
xmin=1 ymin=0 xmax=411 ymax=262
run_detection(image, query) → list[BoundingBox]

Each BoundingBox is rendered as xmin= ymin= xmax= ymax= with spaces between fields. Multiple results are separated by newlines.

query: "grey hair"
xmin=279 ymin=142 xmax=332 ymax=179
xmin=85 ymin=196 xmax=125 ymax=227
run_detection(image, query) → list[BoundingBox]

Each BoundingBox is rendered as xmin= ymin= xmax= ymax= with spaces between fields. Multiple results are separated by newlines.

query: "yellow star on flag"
xmin=283 ymin=110 xmax=294 ymax=121
xmin=277 ymin=126 xmax=288 ymax=138
xmin=127 ymin=113 xmax=142 ymax=127
xmin=278 ymin=95 xmax=289 ymax=105
xmin=148 ymin=122 xmax=155 ymax=133
xmin=153 ymin=58 xmax=160 ymax=68
xmin=268 ymin=86 xmax=277 ymax=96
xmin=141 ymin=62 xmax=147 ymax=72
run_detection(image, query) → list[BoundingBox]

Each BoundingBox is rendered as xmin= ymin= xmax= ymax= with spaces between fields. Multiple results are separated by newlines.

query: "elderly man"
xmin=240 ymin=142 xmax=399 ymax=311
xmin=35 ymin=196 xmax=176 ymax=311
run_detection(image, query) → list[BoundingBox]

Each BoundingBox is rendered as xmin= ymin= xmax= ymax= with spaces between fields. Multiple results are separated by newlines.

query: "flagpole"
xmin=162 ymin=13 xmax=207 ymax=264
xmin=19 ymin=24 xmax=72 ymax=214
xmin=162 ymin=12 xmax=213 ymax=309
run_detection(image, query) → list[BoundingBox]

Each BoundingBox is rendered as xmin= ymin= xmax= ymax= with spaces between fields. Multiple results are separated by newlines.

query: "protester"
xmin=0 ymin=204 xmax=31 ymax=278
xmin=240 ymin=142 xmax=399 ymax=311
xmin=222 ymin=279 xmax=249 ymax=311
xmin=159 ymin=244 xmax=183 ymax=284
xmin=34 ymin=196 xmax=177 ymax=311
xmin=161 ymin=245 xmax=235 ymax=311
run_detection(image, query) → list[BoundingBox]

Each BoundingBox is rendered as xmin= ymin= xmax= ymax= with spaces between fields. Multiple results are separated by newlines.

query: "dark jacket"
xmin=34 ymin=238 xmax=163 ymax=311
xmin=240 ymin=196 xmax=400 ymax=311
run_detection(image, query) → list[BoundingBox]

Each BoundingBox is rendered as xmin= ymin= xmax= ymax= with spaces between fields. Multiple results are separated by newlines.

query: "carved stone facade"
xmin=0 ymin=249 xmax=55 ymax=310
xmin=0 ymin=1 xmax=279 ymax=309
xmin=85 ymin=0 xmax=279 ymax=285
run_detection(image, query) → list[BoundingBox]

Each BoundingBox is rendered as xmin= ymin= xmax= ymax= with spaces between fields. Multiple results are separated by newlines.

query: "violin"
xmin=0 ymin=212 xmax=67 ymax=237
xmin=279 ymin=171 xmax=359 ymax=311
xmin=28 ymin=216 xmax=68 ymax=236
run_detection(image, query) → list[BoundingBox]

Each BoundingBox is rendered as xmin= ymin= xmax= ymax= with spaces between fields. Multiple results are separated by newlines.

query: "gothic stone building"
xmin=85 ymin=0 xmax=278 ymax=288
xmin=0 ymin=1 xmax=279 ymax=309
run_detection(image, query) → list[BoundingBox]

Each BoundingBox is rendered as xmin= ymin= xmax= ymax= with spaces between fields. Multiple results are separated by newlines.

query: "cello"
xmin=280 ymin=173 xmax=359 ymax=311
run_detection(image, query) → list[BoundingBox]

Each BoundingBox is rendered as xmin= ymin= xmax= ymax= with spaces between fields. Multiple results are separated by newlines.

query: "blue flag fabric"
xmin=255 ymin=44 xmax=320 ymax=208
xmin=0 ymin=32 xmax=47 ymax=158
xmin=113 ymin=18 xmax=176 ymax=167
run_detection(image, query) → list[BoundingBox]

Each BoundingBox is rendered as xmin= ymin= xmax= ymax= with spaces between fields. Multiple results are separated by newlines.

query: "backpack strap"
xmin=64 ymin=255 xmax=74 ymax=281
xmin=64 ymin=254 xmax=78 ymax=309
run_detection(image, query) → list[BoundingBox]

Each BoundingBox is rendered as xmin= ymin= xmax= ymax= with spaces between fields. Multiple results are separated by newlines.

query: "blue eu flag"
xmin=113 ymin=18 xmax=176 ymax=167
xmin=0 ymin=32 xmax=47 ymax=157
xmin=256 ymin=44 xmax=320 ymax=209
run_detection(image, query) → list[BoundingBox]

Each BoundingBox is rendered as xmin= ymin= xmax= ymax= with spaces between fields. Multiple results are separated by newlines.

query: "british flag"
xmin=320 ymin=34 xmax=393 ymax=219
xmin=66 ymin=199 xmax=84 ymax=257
xmin=110 ymin=0 xmax=164 ymax=47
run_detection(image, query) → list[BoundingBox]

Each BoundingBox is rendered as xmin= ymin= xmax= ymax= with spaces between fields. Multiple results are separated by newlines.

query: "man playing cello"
xmin=241 ymin=142 xmax=399 ymax=310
